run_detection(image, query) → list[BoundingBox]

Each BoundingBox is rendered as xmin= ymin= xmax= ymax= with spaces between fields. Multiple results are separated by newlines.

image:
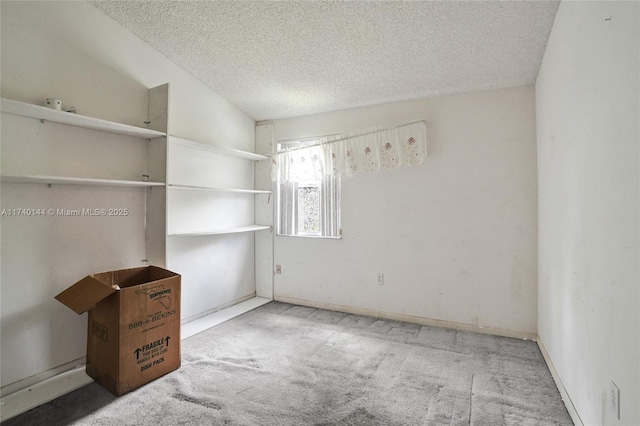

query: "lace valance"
xmin=272 ymin=121 xmax=428 ymax=182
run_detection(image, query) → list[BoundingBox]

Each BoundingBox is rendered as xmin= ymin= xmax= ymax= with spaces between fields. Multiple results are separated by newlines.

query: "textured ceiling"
xmin=90 ymin=1 xmax=559 ymax=121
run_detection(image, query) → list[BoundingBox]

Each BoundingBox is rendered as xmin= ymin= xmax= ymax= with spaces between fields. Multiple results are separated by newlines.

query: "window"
xmin=297 ymin=181 xmax=320 ymax=234
xmin=277 ymin=138 xmax=341 ymax=238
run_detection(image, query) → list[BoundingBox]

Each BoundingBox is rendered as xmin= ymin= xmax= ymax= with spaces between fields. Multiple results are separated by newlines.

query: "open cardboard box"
xmin=55 ymin=266 xmax=181 ymax=396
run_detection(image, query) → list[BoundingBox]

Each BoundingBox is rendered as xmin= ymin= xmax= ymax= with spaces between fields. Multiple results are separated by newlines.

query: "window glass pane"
xmin=297 ymin=185 xmax=320 ymax=233
xmin=277 ymin=136 xmax=341 ymax=239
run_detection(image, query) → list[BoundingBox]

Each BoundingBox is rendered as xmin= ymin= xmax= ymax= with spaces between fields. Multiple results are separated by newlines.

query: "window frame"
xmin=276 ymin=137 xmax=341 ymax=239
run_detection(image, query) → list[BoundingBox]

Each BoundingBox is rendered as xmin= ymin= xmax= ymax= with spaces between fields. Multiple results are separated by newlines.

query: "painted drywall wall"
xmin=254 ymin=124 xmax=276 ymax=299
xmin=1 ymin=1 xmax=255 ymax=392
xmin=536 ymin=2 xmax=639 ymax=425
xmin=259 ymin=85 xmax=538 ymax=336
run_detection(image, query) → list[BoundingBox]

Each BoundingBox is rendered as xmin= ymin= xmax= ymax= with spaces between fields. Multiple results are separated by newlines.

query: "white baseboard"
xmin=537 ymin=338 xmax=583 ymax=426
xmin=180 ymin=292 xmax=257 ymax=325
xmin=0 ymin=296 xmax=273 ymax=422
xmin=181 ymin=296 xmax=272 ymax=339
xmin=275 ymin=296 xmax=537 ymax=341
xmin=0 ymin=357 xmax=86 ymax=398
xmin=0 ymin=365 xmax=93 ymax=423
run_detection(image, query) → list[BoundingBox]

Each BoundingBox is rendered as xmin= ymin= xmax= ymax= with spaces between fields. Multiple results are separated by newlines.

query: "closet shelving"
xmin=166 ymin=134 xmax=272 ymax=237
xmin=2 ymin=84 xmax=273 ymax=343
xmin=167 ymin=225 xmax=271 ymax=237
xmin=169 ymin=136 xmax=269 ymax=161
xmin=167 ymin=184 xmax=270 ymax=194
xmin=0 ymin=97 xmax=167 ymax=188
xmin=1 ymin=174 xmax=164 ymax=187
xmin=1 ymin=95 xmax=270 ymax=234
xmin=0 ymin=98 xmax=166 ymax=139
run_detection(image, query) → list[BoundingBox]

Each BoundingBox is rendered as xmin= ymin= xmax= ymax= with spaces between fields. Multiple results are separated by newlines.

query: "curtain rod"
xmin=275 ymin=120 xmax=426 ymax=154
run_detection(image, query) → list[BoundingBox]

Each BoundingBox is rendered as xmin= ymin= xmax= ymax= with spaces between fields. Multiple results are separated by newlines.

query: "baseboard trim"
xmin=537 ymin=338 xmax=583 ymax=426
xmin=0 ymin=357 xmax=87 ymax=398
xmin=181 ymin=296 xmax=272 ymax=339
xmin=0 ymin=296 xmax=273 ymax=422
xmin=181 ymin=292 xmax=257 ymax=325
xmin=0 ymin=365 xmax=93 ymax=423
xmin=275 ymin=296 xmax=537 ymax=341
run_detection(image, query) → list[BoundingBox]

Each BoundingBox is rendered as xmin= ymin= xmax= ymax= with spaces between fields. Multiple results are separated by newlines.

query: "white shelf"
xmin=167 ymin=183 xmax=271 ymax=194
xmin=168 ymin=225 xmax=271 ymax=237
xmin=169 ymin=135 xmax=270 ymax=161
xmin=1 ymin=174 xmax=165 ymax=188
xmin=1 ymin=98 xmax=166 ymax=139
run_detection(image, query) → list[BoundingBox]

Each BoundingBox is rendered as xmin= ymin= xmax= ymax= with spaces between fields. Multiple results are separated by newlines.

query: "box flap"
xmin=55 ymin=275 xmax=117 ymax=314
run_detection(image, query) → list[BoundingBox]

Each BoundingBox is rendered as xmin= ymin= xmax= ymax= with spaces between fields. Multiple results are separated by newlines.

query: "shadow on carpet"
xmin=4 ymin=302 xmax=573 ymax=425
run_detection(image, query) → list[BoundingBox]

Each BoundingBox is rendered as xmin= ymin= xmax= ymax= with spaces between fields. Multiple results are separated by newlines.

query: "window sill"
xmin=276 ymin=233 xmax=342 ymax=240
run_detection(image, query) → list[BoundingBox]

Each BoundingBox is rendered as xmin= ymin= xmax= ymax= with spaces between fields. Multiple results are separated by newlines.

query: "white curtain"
xmin=277 ymin=174 xmax=340 ymax=236
xmin=272 ymin=121 xmax=427 ymax=182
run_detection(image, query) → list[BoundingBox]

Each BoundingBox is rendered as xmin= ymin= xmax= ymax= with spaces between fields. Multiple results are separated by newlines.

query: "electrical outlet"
xmin=376 ymin=273 xmax=384 ymax=285
xmin=275 ymin=265 xmax=281 ymax=275
xmin=610 ymin=381 xmax=620 ymax=420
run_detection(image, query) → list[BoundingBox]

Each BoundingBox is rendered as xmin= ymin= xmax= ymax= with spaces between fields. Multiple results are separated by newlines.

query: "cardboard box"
xmin=55 ymin=266 xmax=181 ymax=396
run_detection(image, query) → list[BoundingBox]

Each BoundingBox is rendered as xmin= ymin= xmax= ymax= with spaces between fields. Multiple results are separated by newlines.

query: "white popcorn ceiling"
xmin=90 ymin=1 xmax=559 ymax=121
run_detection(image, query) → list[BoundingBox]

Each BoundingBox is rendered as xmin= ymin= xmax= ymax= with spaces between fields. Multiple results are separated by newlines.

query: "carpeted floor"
xmin=3 ymin=302 xmax=573 ymax=425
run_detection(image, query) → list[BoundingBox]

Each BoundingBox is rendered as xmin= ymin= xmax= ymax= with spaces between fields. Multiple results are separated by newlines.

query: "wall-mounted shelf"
xmin=1 ymin=174 xmax=165 ymax=188
xmin=168 ymin=225 xmax=271 ymax=237
xmin=170 ymin=135 xmax=270 ymax=161
xmin=1 ymin=98 xmax=166 ymax=139
xmin=167 ymin=183 xmax=271 ymax=194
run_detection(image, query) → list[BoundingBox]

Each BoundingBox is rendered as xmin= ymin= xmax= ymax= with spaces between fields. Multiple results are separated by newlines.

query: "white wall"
xmin=255 ymin=124 xmax=276 ymax=299
xmin=259 ymin=85 xmax=538 ymax=337
xmin=1 ymin=1 xmax=255 ymax=392
xmin=536 ymin=2 xmax=639 ymax=425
